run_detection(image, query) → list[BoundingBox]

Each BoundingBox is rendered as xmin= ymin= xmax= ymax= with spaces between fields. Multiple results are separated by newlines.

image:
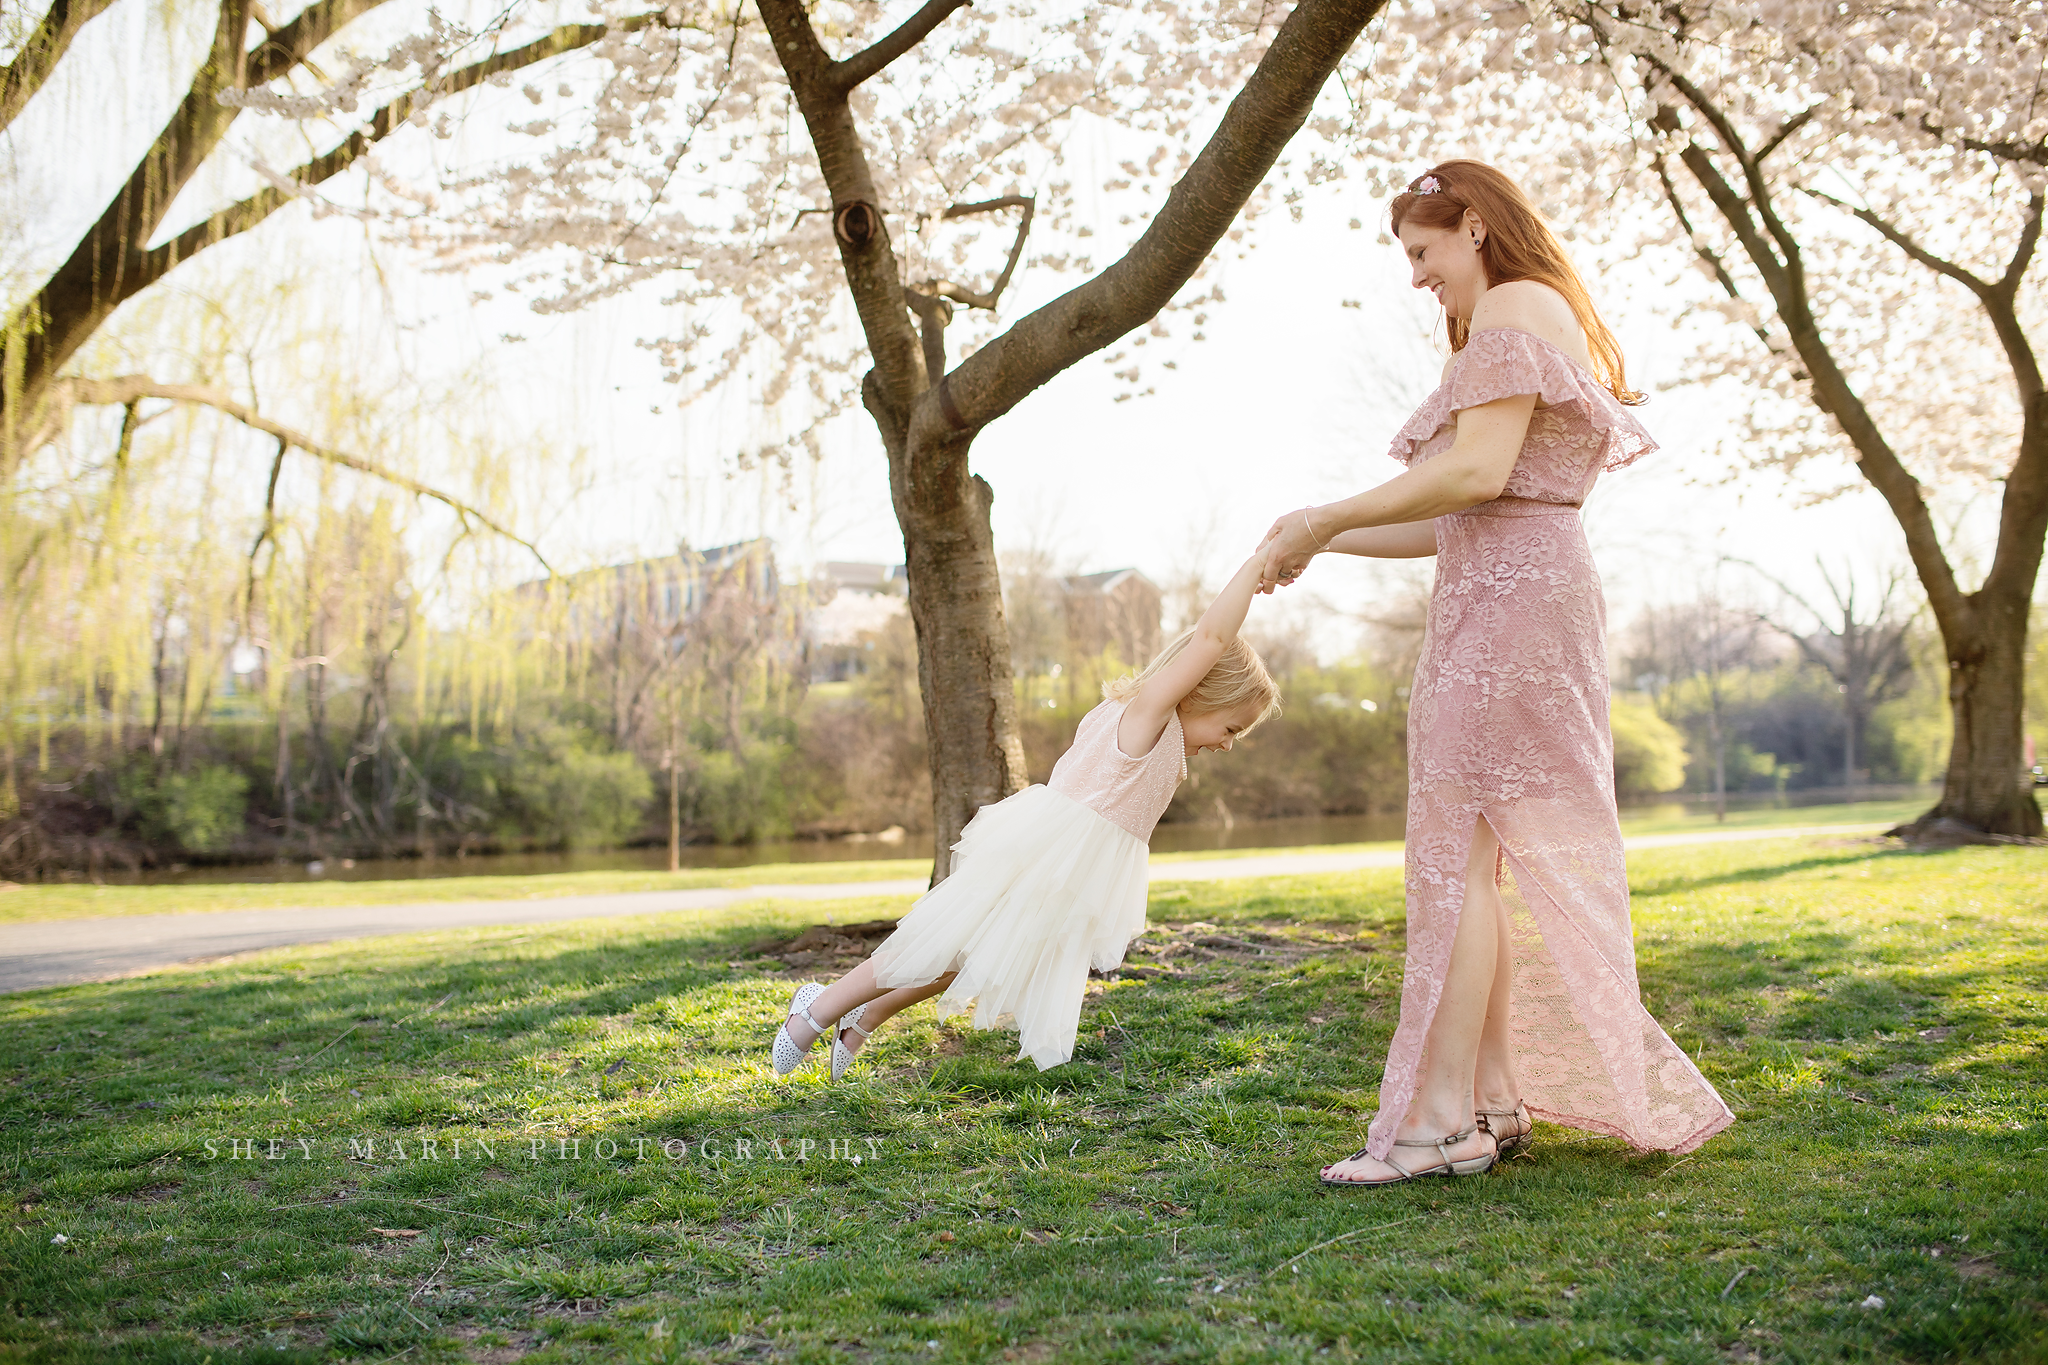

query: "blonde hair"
xmin=1103 ymin=629 xmax=1282 ymax=735
xmin=1389 ymin=159 xmax=1644 ymax=406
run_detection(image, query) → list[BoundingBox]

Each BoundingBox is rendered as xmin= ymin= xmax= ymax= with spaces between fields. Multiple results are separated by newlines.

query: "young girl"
xmin=769 ymin=554 xmax=1280 ymax=1078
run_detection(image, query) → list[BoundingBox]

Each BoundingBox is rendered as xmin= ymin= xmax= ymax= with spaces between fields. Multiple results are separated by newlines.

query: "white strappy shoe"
xmin=771 ymin=983 xmax=833 ymax=1076
xmin=830 ymin=1004 xmax=871 ymax=1082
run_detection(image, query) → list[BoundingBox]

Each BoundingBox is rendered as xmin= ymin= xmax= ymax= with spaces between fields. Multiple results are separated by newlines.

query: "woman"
xmin=1260 ymin=161 xmax=1733 ymax=1185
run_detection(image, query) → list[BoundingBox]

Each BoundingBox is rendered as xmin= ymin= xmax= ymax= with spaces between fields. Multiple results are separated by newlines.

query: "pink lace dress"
xmin=1365 ymin=327 xmax=1734 ymax=1159
xmin=870 ymin=701 xmax=1185 ymax=1069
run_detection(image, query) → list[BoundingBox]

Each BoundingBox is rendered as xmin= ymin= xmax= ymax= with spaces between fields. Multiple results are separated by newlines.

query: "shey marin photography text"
xmin=197 ymin=1132 xmax=889 ymax=1164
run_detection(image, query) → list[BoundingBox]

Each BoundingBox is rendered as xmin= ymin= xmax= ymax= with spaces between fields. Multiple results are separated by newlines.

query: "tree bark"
xmin=761 ymin=0 xmax=1383 ymax=878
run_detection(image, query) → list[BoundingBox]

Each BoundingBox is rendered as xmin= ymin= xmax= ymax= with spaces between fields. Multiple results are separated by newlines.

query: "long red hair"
xmin=1389 ymin=160 xmax=1643 ymax=406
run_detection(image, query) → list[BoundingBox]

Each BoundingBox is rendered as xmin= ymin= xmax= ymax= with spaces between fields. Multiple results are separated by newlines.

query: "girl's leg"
xmin=781 ymin=961 xmax=952 ymax=1051
xmin=1322 ymin=817 xmax=1501 ymax=1181
xmin=837 ymin=972 xmax=958 ymax=1057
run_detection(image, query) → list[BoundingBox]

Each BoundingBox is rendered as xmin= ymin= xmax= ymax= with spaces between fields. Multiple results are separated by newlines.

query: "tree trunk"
xmin=1901 ymin=583 xmax=2041 ymax=838
xmin=880 ymin=412 xmax=1029 ymax=874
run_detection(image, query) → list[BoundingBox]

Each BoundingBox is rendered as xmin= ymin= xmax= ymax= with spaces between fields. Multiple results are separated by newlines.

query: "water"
xmin=98 ymin=785 xmax=1928 ymax=887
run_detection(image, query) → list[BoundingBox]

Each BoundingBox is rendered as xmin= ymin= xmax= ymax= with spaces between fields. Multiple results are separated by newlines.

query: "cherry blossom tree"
xmin=1339 ymin=0 xmax=2046 ymax=837
xmin=372 ymin=0 xmax=1383 ymax=872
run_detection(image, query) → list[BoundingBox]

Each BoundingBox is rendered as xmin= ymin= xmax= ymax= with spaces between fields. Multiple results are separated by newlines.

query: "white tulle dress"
xmin=869 ymin=700 xmax=1187 ymax=1069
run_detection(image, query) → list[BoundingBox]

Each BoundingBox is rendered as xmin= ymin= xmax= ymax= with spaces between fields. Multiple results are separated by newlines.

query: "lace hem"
xmin=1389 ymin=327 xmax=1655 ymax=474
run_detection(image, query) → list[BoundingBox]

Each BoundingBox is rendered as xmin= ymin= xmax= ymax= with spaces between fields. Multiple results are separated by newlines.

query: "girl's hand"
xmin=1259 ymin=508 xmax=1322 ymax=588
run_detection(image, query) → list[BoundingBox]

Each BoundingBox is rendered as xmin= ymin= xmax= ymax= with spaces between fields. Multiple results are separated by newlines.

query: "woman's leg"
xmin=1472 ymin=855 xmax=1523 ymax=1124
xmin=1322 ymin=817 xmax=1501 ymax=1180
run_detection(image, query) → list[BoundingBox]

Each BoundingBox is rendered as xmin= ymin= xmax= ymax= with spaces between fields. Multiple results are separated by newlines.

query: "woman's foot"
xmin=1475 ymin=1100 xmax=1531 ymax=1154
xmin=1319 ymin=1126 xmax=1496 ymax=1186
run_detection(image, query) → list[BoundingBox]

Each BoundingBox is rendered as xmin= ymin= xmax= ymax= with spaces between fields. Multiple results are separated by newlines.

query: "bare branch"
xmin=2002 ymin=192 xmax=2045 ymax=296
xmin=922 ymin=0 xmax=1382 ymax=443
xmin=830 ymin=0 xmax=973 ymax=92
xmin=921 ymin=195 xmax=1035 ymax=310
xmin=1754 ymin=105 xmax=1817 ymax=164
xmin=1655 ymin=156 xmax=1778 ymax=355
xmin=8 ymin=14 xmax=633 ymax=427
xmin=247 ymin=0 xmax=393 ymax=86
xmin=143 ymin=22 xmax=612 ymax=286
xmin=0 ymin=0 xmax=122 ymax=133
xmin=1802 ymin=189 xmax=1994 ymax=296
xmin=47 ymin=376 xmax=549 ymax=571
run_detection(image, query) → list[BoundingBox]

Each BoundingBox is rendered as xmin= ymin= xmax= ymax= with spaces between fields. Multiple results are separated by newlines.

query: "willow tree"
xmin=0 ymin=0 xmax=657 ymax=481
xmin=369 ymin=0 xmax=1384 ymax=873
xmin=1345 ymin=0 xmax=2045 ymax=838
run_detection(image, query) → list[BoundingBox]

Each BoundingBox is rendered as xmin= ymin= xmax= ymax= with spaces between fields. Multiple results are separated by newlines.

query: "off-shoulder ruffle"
xmin=1388 ymin=327 xmax=1656 ymax=473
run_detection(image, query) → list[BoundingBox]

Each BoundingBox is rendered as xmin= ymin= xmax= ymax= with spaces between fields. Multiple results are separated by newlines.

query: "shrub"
xmin=113 ymin=761 xmax=251 ymax=852
xmin=503 ymin=730 xmax=653 ymax=849
xmin=1611 ymin=696 xmax=1688 ymax=795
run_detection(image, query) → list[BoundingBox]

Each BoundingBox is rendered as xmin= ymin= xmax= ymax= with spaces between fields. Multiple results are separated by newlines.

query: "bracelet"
xmin=1301 ymin=508 xmax=1330 ymax=551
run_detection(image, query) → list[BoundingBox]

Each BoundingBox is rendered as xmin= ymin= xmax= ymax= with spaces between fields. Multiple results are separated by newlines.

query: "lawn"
xmin=0 ymin=798 xmax=1928 ymax=924
xmin=1 ymin=834 xmax=2042 ymax=1363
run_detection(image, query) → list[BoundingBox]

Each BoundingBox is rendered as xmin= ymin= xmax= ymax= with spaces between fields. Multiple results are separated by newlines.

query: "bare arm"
xmin=1324 ymin=520 xmax=1439 ymax=559
xmin=1119 ymin=554 xmax=1263 ymax=758
xmin=1259 ymin=393 xmax=1533 ymax=586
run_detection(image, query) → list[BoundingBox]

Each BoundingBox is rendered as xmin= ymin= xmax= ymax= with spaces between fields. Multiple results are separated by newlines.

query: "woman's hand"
xmin=1259 ymin=508 xmax=1323 ymax=590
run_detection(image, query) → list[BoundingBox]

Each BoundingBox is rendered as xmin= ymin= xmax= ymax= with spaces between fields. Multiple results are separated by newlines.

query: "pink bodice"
xmin=1389 ymin=326 xmax=1655 ymax=505
xmin=1047 ymin=701 xmax=1187 ymax=841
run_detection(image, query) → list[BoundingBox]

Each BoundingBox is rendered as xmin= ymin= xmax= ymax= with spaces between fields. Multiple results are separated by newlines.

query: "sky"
xmin=12 ymin=0 xmax=2008 ymax=665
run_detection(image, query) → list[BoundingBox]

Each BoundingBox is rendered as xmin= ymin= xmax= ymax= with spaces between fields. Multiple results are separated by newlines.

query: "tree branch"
xmin=46 ymin=375 xmax=549 ymax=570
xmin=1657 ymin=115 xmax=1971 ymax=638
xmin=246 ymin=0 xmax=392 ymax=86
xmin=829 ymin=0 xmax=973 ymax=93
xmin=7 ymin=11 xmax=642 ymax=428
xmin=2001 ymin=192 xmax=2044 ymax=297
xmin=921 ymin=195 xmax=1034 ymax=310
xmin=1754 ymin=105 xmax=1817 ymax=164
xmin=1804 ymin=188 xmax=2043 ymax=409
xmin=0 ymin=0 xmax=121 ymax=133
xmin=757 ymin=0 xmax=930 ymax=416
xmin=142 ymin=22 xmax=612 ymax=288
xmin=1655 ymin=155 xmax=1778 ymax=356
xmin=1637 ymin=55 xmax=1805 ymax=288
xmin=918 ymin=0 xmax=1382 ymax=444
xmin=1802 ymin=189 xmax=1994 ymax=297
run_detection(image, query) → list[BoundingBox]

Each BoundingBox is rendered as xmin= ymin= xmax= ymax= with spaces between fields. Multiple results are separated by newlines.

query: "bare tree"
xmin=1742 ymin=560 xmax=1919 ymax=802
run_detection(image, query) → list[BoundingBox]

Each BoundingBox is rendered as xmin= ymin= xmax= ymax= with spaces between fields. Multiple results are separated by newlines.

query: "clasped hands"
xmin=1254 ymin=507 xmax=1323 ymax=595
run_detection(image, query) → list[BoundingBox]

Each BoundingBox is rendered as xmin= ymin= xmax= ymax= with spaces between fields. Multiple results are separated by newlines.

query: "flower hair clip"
xmin=1414 ymin=174 xmax=1443 ymax=194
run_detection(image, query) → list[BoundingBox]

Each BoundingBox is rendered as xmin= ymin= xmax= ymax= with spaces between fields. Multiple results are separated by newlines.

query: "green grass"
xmin=0 ymin=799 xmax=1926 ymax=925
xmin=1 ymin=834 xmax=2043 ymax=1363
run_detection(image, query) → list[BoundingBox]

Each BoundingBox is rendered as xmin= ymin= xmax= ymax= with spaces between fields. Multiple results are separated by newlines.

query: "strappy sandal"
xmin=771 ymin=983 xmax=833 ymax=1076
xmin=830 ymin=1004 xmax=871 ymax=1082
xmin=1476 ymin=1103 xmax=1532 ymax=1155
xmin=1318 ymin=1126 xmax=1497 ymax=1188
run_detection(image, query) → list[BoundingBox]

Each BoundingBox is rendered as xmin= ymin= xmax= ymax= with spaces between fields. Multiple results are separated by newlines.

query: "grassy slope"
xmin=0 ymin=834 xmax=2043 ymax=1364
xmin=0 ymin=800 xmax=1928 ymax=925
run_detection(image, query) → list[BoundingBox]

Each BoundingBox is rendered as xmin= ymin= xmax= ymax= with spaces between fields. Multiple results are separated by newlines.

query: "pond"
xmin=101 ymin=785 xmax=1923 ymax=886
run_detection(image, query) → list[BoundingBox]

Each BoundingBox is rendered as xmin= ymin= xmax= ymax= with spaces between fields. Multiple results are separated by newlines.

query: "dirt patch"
xmin=753 ymin=919 xmax=901 ymax=970
xmin=447 ymin=1322 xmax=536 ymax=1363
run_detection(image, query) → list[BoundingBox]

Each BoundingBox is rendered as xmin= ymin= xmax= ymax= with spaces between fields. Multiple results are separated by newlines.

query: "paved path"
xmin=0 ymin=823 xmax=1885 ymax=994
